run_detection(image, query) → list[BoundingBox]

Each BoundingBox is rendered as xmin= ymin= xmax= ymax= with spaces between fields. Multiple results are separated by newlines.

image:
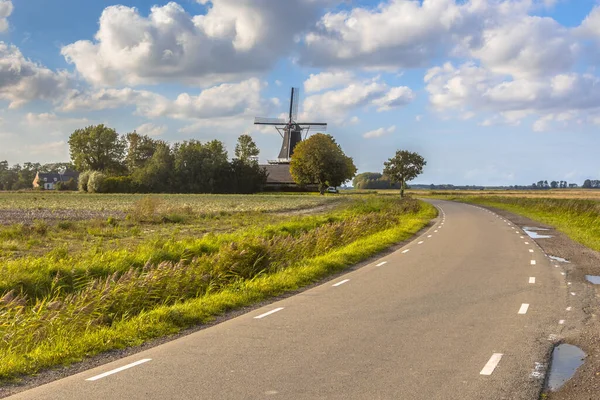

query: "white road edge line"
xmin=418 ymin=241 xmax=424 ymax=245
xmin=529 ymin=277 xmax=536 ymax=284
xmin=254 ymin=307 xmax=285 ymax=319
xmin=402 ymin=249 xmax=410 ymax=254
xmin=376 ymin=261 xmax=387 ymax=267
xmin=427 ymin=235 xmax=433 ymax=238
xmin=333 ymin=279 xmax=350 ymax=287
xmin=519 ymin=304 xmax=530 ymax=314
xmin=531 ymin=260 xmax=536 ymax=265
xmin=86 ymin=359 xmax=152 ymax=382
xmin=480 ymin=353 xmax=503 ymax=376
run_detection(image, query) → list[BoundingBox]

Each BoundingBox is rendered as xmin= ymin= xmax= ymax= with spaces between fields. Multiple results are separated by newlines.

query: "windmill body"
xmin=255 ymin=88 xmax=327 ymax=165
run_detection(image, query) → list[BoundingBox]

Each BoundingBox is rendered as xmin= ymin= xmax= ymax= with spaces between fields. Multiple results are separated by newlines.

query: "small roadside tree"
xmin=383 ymin=150 xmax=427 ymax=198
xmin=290 ymin=133 xmax=357 ymax=195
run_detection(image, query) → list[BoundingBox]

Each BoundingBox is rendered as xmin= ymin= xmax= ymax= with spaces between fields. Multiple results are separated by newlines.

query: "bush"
xmin=56 ymin=178 xmax=78 ymax=192
xmin=103 ymin=176 xmax=138 ymax=193
xmin=87 ymin=171 xmax=107 ymax=193
xmin=78 ymin=171 xmax=91 ymax=193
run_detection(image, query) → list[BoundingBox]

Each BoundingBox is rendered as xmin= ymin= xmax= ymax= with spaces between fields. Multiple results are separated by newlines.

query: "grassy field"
xmin=421 ymin=191 xmax=600 ymax=252
xmin=0 ymin=192 xmax=436 ymax=381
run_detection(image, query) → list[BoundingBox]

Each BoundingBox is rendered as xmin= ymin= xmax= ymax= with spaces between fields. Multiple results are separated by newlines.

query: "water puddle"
xmin=549 ymin=256 xmax=570 ymax=263
xmin=585 ymin=275 xmax=600 ymax=285
xmin=546 ymin=344 xmax=586 ymax=392
xmin=523 ymin=226 xmax=554 ymax=239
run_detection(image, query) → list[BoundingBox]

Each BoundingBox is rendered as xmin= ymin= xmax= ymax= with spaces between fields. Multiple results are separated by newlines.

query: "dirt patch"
xmin=481 ymin=205 xmax=600 ymax=400
xmin=0 ymin=209 xmax=125 ymax=225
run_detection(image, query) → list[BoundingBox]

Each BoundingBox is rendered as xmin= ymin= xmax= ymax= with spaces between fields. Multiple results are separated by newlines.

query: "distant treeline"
xmin=1 ymin=125 xmax=267 ymax=194
xmin=353 ymin=173 xmax=402 ymax=189
xmin=70 ymin=125 xmax=266 ymax=194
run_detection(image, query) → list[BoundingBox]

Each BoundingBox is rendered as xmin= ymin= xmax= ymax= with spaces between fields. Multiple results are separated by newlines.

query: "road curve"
xmin=7 ymin=200 xmax=567 ymax=400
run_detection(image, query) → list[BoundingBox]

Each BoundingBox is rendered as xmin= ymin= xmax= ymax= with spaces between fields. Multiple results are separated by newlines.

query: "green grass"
xmin=0 ymin=196 xmax=436 ymax=382
xmin=423 ymin=194 xmax=600 ymax=252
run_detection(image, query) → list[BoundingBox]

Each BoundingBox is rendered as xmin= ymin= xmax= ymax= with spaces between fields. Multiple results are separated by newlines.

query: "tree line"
xmin=0 ymin=161 xmax=74 ymax=191
xmin=68 ymin=125 xmax=267 ymax=194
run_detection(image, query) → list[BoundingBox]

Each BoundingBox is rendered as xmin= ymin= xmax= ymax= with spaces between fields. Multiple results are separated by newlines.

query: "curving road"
xmin=8 ymin=200 xmax=567 ymax=399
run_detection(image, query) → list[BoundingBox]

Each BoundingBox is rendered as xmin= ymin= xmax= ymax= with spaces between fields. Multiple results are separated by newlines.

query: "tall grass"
xmin=0 ymin=197 xmax=435 ymax=381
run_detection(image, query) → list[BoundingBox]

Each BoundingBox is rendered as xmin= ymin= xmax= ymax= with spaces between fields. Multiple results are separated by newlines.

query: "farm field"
xmin=0 ymin=192 xmax=436 ymax=382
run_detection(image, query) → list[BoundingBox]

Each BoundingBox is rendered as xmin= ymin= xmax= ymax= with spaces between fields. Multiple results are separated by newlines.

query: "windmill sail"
xmin=254 ymin=87 xmax=327 ymax=164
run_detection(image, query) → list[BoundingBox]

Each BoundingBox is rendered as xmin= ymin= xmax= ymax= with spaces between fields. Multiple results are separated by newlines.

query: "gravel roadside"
xmin=481 ymin=205 xmax=600 ymax=400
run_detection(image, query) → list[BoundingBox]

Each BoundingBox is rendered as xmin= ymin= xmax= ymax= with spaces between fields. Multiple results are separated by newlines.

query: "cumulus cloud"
xmin=425 ymin=62 xmax=600 ymax=129
xmin=300 ymin=0 xmax=577 ymax=79
xmin=62 ymin=78 xmax=271 ymax=126
xmin=135 ymin=123 xmax=168 ymax=137
xmin=363 ymin=125 xmax=396 ymax=139
xmin=0 ymin=1 xmax=13 ymax=33
xmin=304 ymin=71 xmax=355 ymax=93
xmin=0 ymin=43 xmax=72 ymax=108
xmin=302 ymin=79 xmax=414 ymax=122
xmin=61 ymin=1 xmax=333 ymax=87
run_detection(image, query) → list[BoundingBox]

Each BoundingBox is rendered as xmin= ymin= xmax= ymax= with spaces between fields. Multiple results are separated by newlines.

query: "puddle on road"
xmin=585 ymin=275 xmax=600 ymax=284
xmin=523 ymin=227 xmax=554 ymax=239
xmin=546 ymin=344 xmax=586 ymax=392
xmin=549 ymin=256 xmax=570 ymax=263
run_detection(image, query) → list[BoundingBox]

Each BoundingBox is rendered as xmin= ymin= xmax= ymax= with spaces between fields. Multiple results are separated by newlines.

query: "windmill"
xmin=255 ymin=87 xmax=327 ymax=164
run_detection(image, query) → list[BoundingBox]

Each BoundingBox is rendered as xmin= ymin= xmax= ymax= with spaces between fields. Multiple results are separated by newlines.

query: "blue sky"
xmin=1 ymin=0 xmax=600 ymax=186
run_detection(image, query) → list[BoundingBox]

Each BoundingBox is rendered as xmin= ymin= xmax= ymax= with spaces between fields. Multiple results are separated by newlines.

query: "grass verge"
xmin=0 ymin=198 xmax=436 ymax=382
xmin=424 ymin=194 xmax=600 ymax=252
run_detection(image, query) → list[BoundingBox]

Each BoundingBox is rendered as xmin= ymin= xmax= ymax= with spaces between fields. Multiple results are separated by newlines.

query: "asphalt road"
xmin=8 ymin=200 xmax=567 ymax=400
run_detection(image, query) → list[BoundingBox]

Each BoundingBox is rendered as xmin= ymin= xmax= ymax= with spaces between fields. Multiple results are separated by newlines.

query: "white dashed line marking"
xmin=566 ymin=307 xmax=572 ymax=311
xmin=434 ymin=230 xmax=438 ymax=233
xmin=428 ymin=235 xmax=432 ymax=238
xmin=529 ymin=249 xmax=534 ymax=253
xmin=529 ymin=277 xmax=536 ymax=284
xmin=418 ymin=241 xmax=424 ymax=245
xmin=254 ymin=308 xmax=285 ymax=319
xmin=402 ymin=249 xmax=410 ymax=254
xmin=333 ymin=279 xmax=350 ymax=287
xmin=559 ymin=320 xmax=565 ymax=325
xmin=376 ymin=261 xmax=387 ymax=267
xmin=561 ymin=272 xmax=566 ymax=275
xmin=531 ymin=260 xmax=536 ymax=265
xmin=570 ymin=292 xmax=576 ymax=296
xmin=518 ymin=304 xmax=530 ymax=314
xmin=86 ymin=359 xmax=152 ymax=382
xmin=480 ymin=353 xmax=503 ymax=376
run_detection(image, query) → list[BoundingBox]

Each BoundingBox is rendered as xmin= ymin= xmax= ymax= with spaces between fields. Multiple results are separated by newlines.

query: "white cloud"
xmin=302 ymin=78 xmax=414 ymax=122
xmin=363 ymin=125 xmax=396 ymax=139
xmin=304 ymin=71 xmax=355 ymax=93
xmin=372 ymin=86 xmax=415 ymax=111
xmin=61 ymin=1 xmax=333 ymax=87
xmin=425 ymin=61 xmax=600 ymax=129
xmin=61 ymin=78 xmax=271 ymax=133
xmin=468 ymin=15 xmax=578 ymax=78
xmin=300 ymin=0 xmax=535 ymax=70
xmin=135 ymin=123 xmax=168 ymax=137
xmin=0 ymin=1 xmax=13 ymax=33
xmin=0 ymin=43 xmax=72 ymax=108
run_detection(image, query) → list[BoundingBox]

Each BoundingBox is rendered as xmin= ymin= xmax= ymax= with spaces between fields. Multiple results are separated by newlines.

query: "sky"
xmin=0 ymin=0 xmax=599 ymax=186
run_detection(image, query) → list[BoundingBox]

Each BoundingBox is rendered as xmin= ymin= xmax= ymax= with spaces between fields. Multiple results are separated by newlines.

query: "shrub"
xmin=78 ymin=171 xmax=91 ymax=193
xmin=87 ymin=171 xmax=107 ymax=193
xmin=103 ymin=176 xmax=138 ymax=194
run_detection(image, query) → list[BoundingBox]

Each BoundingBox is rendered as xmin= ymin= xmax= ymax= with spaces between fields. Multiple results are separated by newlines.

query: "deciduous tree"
xmin=383 ymin=150 xmax=427 ymax=198
xmin=290 ymin=133 xmax=357 ymax=195
xmin=235 ymin=134 xmax=260 ymax=163
xmin=68 ymin=125 xmax=126 ymax=173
